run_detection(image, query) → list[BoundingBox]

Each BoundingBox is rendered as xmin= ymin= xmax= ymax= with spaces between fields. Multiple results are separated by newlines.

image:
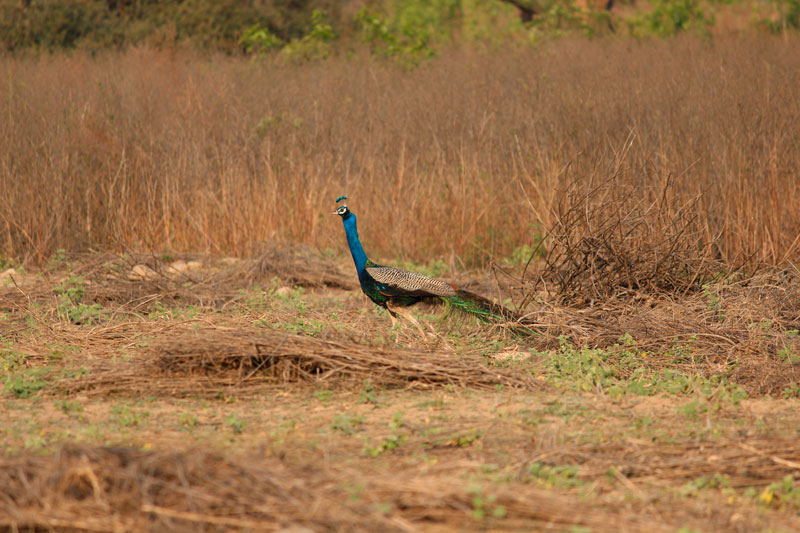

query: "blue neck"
xmin=342 ymin=213 xmax=368 ymax=275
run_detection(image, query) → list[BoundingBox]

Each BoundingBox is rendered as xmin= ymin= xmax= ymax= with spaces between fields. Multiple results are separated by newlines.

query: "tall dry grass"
xmin=1 ymin=36 xmax=799 ymax=267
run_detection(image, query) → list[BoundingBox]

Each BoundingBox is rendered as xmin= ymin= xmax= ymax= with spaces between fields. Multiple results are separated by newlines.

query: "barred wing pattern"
xmin=365 ymin=266 xmax=457 ymax=297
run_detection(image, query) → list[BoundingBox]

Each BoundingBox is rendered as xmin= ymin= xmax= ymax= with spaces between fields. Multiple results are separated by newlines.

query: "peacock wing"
xmin=365 ymin=266 xmax=458 ymax=298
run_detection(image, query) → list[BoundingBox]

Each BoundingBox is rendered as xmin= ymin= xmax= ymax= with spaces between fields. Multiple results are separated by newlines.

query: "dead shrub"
xmin=529 ymin=176 xmax=725 ymax=305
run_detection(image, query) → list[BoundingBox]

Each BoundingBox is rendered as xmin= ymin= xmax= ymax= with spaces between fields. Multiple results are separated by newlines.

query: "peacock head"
xmin=333 ymin=195 xmax=351 ymax=219
xmin=333 ymin=205 xmax=351 ymax=218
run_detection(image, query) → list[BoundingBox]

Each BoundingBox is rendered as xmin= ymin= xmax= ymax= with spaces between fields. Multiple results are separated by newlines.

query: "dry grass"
xmin=2 ymin=36 xmax=800 ymax=268
xmin=4 ymin=440 xmax=800 ymax=532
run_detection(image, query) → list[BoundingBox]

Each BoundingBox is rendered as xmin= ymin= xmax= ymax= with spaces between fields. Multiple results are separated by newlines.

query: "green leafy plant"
xmin=332 ymin=413 xmax=365 ymax=435
xmin=467 ymin=485 xmax=507 ymax=520
xmin=54 ymin=276 xmax=105 ymax=325
xmin=2 ymin=347 xmax=49 ymax=398
xmin=225 ymin=413 xmax=246 ymax=434
xmin=679 ymin=473 xmax=730 ymax=497
xmin=112 ymin=405 xmax=149 ymax=427
xmin=759 ymin=0 xmax=800 ymax=33
xmin=528 ymin=462 xmax=584 ymax=488
xmin=364 ymin=411 xmax=408 ymax=456
xmin=179 ymin=413 xmax=199 ymax=428
xmin=753 ymin=475 xmax=800 ymax=510
xmin=626 ymin=0 xmax=715 ymax=37
xmin=544 ymin=337 xmax=746 ymax=405
xmin=282 ymin=10 xmax=335 ymax=61
xmin=239 ymin=24 xmax=283 ymax=53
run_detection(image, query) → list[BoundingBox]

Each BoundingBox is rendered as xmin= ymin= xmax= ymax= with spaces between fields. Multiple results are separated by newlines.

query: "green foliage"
xmin=57 ymin=399 xmax=84 ymax=416
xmin=6 ymin=0 xmax=788 ymax=57
xmin=364 ymin=433 xmax=407 ymax=456
xmin=781 ymin=382 xmax=800 ymax=399
xmin=314 ymin=389 xmax=333 ymax=404
xmin=282 ymin=9 xmax=335 ymax=61
xmin=679 ymin=473 xmax=730 ymax=497
xmin=225 ymin=413 xmax=246 ymax=434
xmin=544 ymin=336 xmax=747 ymax=404
xmin=360 ymin=380 xmax=379 ymax=404
xmin=0 ymin=0 xmax=331 ymax=53
xmin=528 ymin=462 xmax=584 ymax=488
xmin=4 ymin=368 xmax=49 ymax=398
xmin=240 ymin=24 xmax=283 ymax=53
xmin=525 ymin=0 xmax=610 ymax=39
xmin=778 ymin=344 xmax=800 ymax=363
xmin=759 ymin=0 xmax=800 ymax=32
xmin=626 ymin=0 xmax=715 ymax=37
xmin=179 ymin=412 xmax=199 ymax=428
xmin=47 ymin=249 xmax=67 ymax=271
xmin=467 ymin=485 xmax=507 ymax=520
xmin=355 ymin=3 xmax=442 ymax=66
xmin=331 ymin=413 xmax=365 ymax=435
xmin=446 ymin=429 xmax=482 ymax=447
xmin=54 ymin=277 xmax=105 ymax=325
xmin=753 ymin=475 xmax=800 ymax=509
xmin=364 ymin=411 xmax=407 ymax=456
xmin=2 ymin=346 xmax=49 ymax=398
xmin=111 ymin=405 xmax=149 ymax=427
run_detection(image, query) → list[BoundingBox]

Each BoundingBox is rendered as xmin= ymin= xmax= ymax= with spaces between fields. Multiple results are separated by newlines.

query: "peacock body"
xmin=334 ymin=198 xmax=527 ymax=333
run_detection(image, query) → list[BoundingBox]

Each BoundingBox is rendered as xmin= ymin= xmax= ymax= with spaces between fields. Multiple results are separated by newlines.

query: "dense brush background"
xmin=1 ymin=0 xmax=799 ymax=268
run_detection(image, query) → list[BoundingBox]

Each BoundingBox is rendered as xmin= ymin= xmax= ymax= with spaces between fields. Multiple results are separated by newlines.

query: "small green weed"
xmin=4 ymin=368 xmax=48 ymax=398
xmin=528 ymin=462 xmax=583 ymax=489
xmin=781 ymin=383 xmax=800 ymax=399
xmin=364 ymin=411 xmax=407 ymax=456
xmin=331 ymin=413 xmax=365 ymax=435
xmin=54 ymin=276 xmax=105 ymax=325
xmin=314 ymin=389 xmax=333 ymax=404
xmin=467 ymin=485 xmax=507 ymax=520
xmin=57 ymin=400 xmax=83 ymax=416
xmin=752 ymin=476 xmax=800 ymax=510
xmin=360 ymin=381 xmax=379 ymax=405
xmin=445 ymin=429 xmax=482 ymax=447
xmin=364 ymin=434 xmax=407 ymax=456
xmin=179 ymin=413 xmax=199 ymax=428
xmin=111 ymin=405 xmax=149 ymax=427
xmin=679 ymin=473 xmax=731 ymax=497
xmin=225 ymin=414 xmax=246 ymax=434
xmin=2 ymin=347 xmax=49 ymax=398
xmin=148 ymin=301 xmax=200 ymax=321
xmin=778 ymin=345 xmax=800 ymax=364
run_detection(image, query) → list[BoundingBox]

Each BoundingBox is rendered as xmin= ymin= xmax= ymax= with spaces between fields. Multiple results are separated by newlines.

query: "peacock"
xmin=333 ymin=196 xmax=532 ymax=336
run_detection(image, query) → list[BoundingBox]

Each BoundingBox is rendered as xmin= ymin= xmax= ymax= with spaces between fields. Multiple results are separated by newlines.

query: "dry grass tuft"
xmin=59 ymin=327 xmax=539 ymax=397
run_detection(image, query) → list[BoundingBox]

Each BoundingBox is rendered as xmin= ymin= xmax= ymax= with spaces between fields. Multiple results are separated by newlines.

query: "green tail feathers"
xmin=443 ymin=289 xmax=536 ymax=336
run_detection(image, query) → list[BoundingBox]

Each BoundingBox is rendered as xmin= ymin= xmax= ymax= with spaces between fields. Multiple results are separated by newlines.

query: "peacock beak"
xmin=331 ymin=210 xmax=339 ymax=215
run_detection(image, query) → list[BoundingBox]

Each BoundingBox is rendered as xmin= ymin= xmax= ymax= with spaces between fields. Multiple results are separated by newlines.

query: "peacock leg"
xmin=386 ymin=308 xmax=399 ymax=329
xmin=400 ymin=309 xmax=427 ymax=337
xmin=387 ymin=303 xmax=427 ymax=337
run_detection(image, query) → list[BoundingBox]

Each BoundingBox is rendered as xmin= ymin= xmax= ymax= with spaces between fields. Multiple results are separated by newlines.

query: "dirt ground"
xmin=2 ymin=248 xmax=800 ymax=532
